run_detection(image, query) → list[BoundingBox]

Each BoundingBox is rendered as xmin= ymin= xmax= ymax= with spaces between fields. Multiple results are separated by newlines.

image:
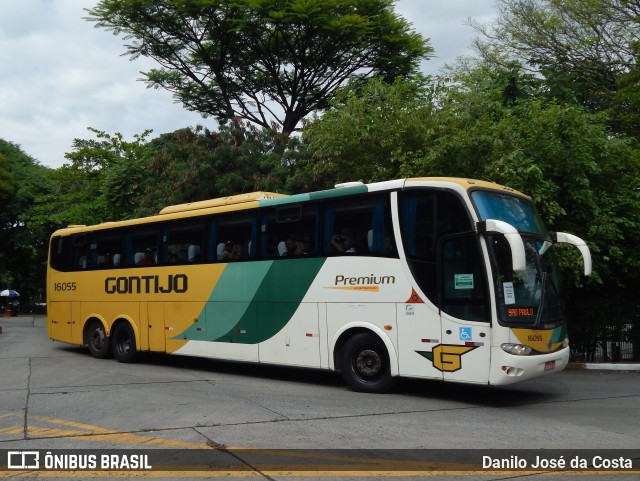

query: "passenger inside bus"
xmin=331 ymin=230 xmax=358 ymax=253
xmin=286 ymin=235 xmax=305 ymax=256
xmin=138 ymin=248 xmax=156 ymax=266
xmin=221 ymin=241 xmax=240 ymax=261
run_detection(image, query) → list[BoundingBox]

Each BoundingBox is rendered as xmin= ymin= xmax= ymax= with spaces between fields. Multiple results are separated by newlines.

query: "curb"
xmin=568 ymin=362 xmax=640 ymax=371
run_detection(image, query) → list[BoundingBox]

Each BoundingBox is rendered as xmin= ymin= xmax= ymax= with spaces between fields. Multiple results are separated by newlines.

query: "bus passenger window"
xmin=164 ymin=222 xmax=204 ymax=264
xmin=261 ymin=204 xmax=317 ymax=259
xmin=50 ymin=236 xmax=74 ymax=272
xmin=128 ymin=230 xmax=160 ymax=267
xmin=92 ymin=232 xmax=123 ymax=269
xmin=322 ymin=195 xmax=395 ymax=257
xmin=215 ymin=214 xmax=257 ymax=261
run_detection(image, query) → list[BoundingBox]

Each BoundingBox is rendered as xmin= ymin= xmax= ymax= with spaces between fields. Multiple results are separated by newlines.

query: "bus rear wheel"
xmin=341 ymin=332 xmax=395 ymax=393
xmin=87 ymin=321 xmax=111 ymax=359
xmin=112 ymin=323 xmax=137 ymax=363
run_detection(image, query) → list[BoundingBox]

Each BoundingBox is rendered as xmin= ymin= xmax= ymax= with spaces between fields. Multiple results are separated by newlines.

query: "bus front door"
xmin=438 ymin=235 xmax=491 ymax=384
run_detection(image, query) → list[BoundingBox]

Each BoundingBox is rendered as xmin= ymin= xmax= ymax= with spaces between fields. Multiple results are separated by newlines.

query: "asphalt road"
xmin=1 ymin=316 xmax=638 ymax=480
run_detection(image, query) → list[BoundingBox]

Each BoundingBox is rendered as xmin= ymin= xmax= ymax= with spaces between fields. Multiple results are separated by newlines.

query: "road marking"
xmin=3 ymin=413 xmax=638 ymax=478
xmin=0 ymin=412 xmax=206 ymax=449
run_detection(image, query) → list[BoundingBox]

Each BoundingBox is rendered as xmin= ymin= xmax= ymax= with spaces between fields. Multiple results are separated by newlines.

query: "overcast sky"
xmin=0 ymin=0 xmax=497 ymax=169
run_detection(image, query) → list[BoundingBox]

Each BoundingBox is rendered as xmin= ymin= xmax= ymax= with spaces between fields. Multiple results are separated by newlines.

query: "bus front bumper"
xmin=489 ymin=345 xmax=570 ymax=385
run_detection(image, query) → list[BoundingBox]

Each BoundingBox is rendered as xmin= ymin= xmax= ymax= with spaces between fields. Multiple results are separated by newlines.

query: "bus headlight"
xmin=501 ymin=343 xmax=532 ymax=356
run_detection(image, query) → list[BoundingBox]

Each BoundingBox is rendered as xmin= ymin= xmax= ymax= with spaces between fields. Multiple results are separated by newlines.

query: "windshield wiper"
xmin=534 ymin=272 xmax=547 ymax=326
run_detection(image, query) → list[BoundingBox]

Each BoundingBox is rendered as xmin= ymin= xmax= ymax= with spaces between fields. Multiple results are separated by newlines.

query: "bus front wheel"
xmin=87 ymin=321 xmax=111 ymax=359
xmin=112 ymin=323 xmax=137 ymax=363
xmin=341 ymin=332 xmax=395 ymax=393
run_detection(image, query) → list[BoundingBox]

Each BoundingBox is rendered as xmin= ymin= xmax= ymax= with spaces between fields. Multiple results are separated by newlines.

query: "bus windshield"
xmin=471 ymin=191 xmax=564 ymax=328
xmin=471 ymin=190 xmax=548 ymax=236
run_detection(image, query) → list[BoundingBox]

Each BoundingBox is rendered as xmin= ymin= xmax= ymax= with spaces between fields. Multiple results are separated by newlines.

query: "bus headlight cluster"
xmin=501 ymin=343 xmax=532 ymax=356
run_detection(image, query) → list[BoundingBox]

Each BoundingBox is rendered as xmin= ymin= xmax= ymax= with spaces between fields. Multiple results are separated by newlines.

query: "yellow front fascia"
xmin=511 ymin=328 xmax=565 ymax=353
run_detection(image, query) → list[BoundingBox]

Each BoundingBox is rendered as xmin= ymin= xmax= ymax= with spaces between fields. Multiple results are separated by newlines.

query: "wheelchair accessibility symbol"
xmin=459 ymin=327 xmax=472 ymax=341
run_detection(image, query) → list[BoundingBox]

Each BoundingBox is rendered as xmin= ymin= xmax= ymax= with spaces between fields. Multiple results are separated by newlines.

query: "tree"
xmin=420 ymin=62 xmax=639 ymax=287
xmin=34 ymin=128 xmax=154 ymax=226
xmin=134 ymin=120 xmax=307 ymax=216
xmin=86 ymin=0 xmax=432 ymax=134
xmin=0 ymin=140 xmax=53 ymax=307
xmin=0 ymin=152 xmax=14 ymax=203
xmin=470 ymin=0 xmax=640 ymax=123
xmin=463 ymin=0 xmax=640 ymax=356
xmin=303 ymin=76 xmax=433 ymax=183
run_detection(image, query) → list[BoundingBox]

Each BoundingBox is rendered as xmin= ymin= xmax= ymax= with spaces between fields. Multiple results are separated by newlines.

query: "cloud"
xmin=396 ymin=0 xmax=497 ymax=72
xmin=0 ymin=0 xmax=496 ymax=168
xmin=0 ymin=0 xmax=204 ymax=168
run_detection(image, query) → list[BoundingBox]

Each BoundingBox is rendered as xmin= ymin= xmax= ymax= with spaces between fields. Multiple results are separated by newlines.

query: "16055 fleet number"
xmin=53 ymin=282 xmax=77 ymax=291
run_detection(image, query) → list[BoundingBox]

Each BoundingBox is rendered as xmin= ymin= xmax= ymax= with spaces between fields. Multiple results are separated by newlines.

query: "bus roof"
xmin=159 ymin=191 xmax=288 ymax=215
xmin=407 ymin=177 xmax=528 ymax=197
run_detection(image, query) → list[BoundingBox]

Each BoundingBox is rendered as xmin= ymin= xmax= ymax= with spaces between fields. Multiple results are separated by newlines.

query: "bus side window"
xmin=50 ymin=236 xmax=74 ymax=272
xmin=71 ymin=234 xmax=88 ymax=270
xmin=164 ymin=222 xmax=205 ymax=264
xmin=261 ymin=204 xmax=318 ymax=259
xmin=92 ymin=232 xmax=123 ymax=269
xmin=215 ymin=213 xmax=257 ymax=261
xmin=127 ymin=229 xmax=161 ymax=267
xmin=322 ymin=195 xmax=394 ymax=256
xmin=400 ymin=189 xmax=475 ymax=309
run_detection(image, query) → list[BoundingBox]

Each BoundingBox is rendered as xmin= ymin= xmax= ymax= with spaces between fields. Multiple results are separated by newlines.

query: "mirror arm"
xmin=552 ymin=232 xmax=592 ymax=276
xmin=476 ymin=220 xmax=527 ymax=273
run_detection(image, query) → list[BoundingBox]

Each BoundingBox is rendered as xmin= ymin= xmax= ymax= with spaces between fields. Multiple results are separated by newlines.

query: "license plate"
xmin=544 ymin=360 xmax=555 ymax=371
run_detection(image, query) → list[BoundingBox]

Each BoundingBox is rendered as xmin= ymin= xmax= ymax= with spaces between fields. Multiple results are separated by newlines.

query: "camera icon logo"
xmin=7 ymin=451 xmax=40 ymax=469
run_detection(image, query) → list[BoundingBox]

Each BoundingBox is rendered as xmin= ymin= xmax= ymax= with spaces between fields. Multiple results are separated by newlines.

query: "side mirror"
xmin=476 ymin=220 xmax=526 ymax=273
xmin=553 ymin=232 xmax=592 ymax=276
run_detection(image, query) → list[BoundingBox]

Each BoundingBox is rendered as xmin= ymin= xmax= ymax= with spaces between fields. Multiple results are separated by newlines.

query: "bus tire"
xmin=87 ymin=321 xmax=111 ymax=359
xmin=112 ymin=323 xmax=137 ymax=363
xmin=341 ymin=332 xmax=395 ymax=393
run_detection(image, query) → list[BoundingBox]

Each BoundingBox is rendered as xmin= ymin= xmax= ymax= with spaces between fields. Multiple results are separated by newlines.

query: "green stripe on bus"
xmin=550 ymin=324 xmax=567 ymax=345
xmin=175 ymin=258 xmax=325 ymax=344
xmin=259 ymin=185 xmax=368 ymax=207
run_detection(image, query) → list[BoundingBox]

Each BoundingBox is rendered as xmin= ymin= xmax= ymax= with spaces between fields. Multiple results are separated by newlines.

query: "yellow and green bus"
xmin=47 ymin=178 xmax=591 ymax=392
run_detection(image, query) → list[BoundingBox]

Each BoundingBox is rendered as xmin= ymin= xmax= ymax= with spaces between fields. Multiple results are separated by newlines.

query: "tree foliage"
xmin=31 ymin=121 xmax=311 ymax=223
xmin=132 ymin=120 xmax=308 ymax=216
xmin=303 ymin=76 xmax=432 ymax=183
xmin=34 ymin=128 xmax=154 ymax=226
xmin=86 ymin=0 xmax=432 ymax=134
xmin=471 ymin=0 xmax=640 ymax=123
xmin=0 ymin=140 xmax=53 ymax=305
